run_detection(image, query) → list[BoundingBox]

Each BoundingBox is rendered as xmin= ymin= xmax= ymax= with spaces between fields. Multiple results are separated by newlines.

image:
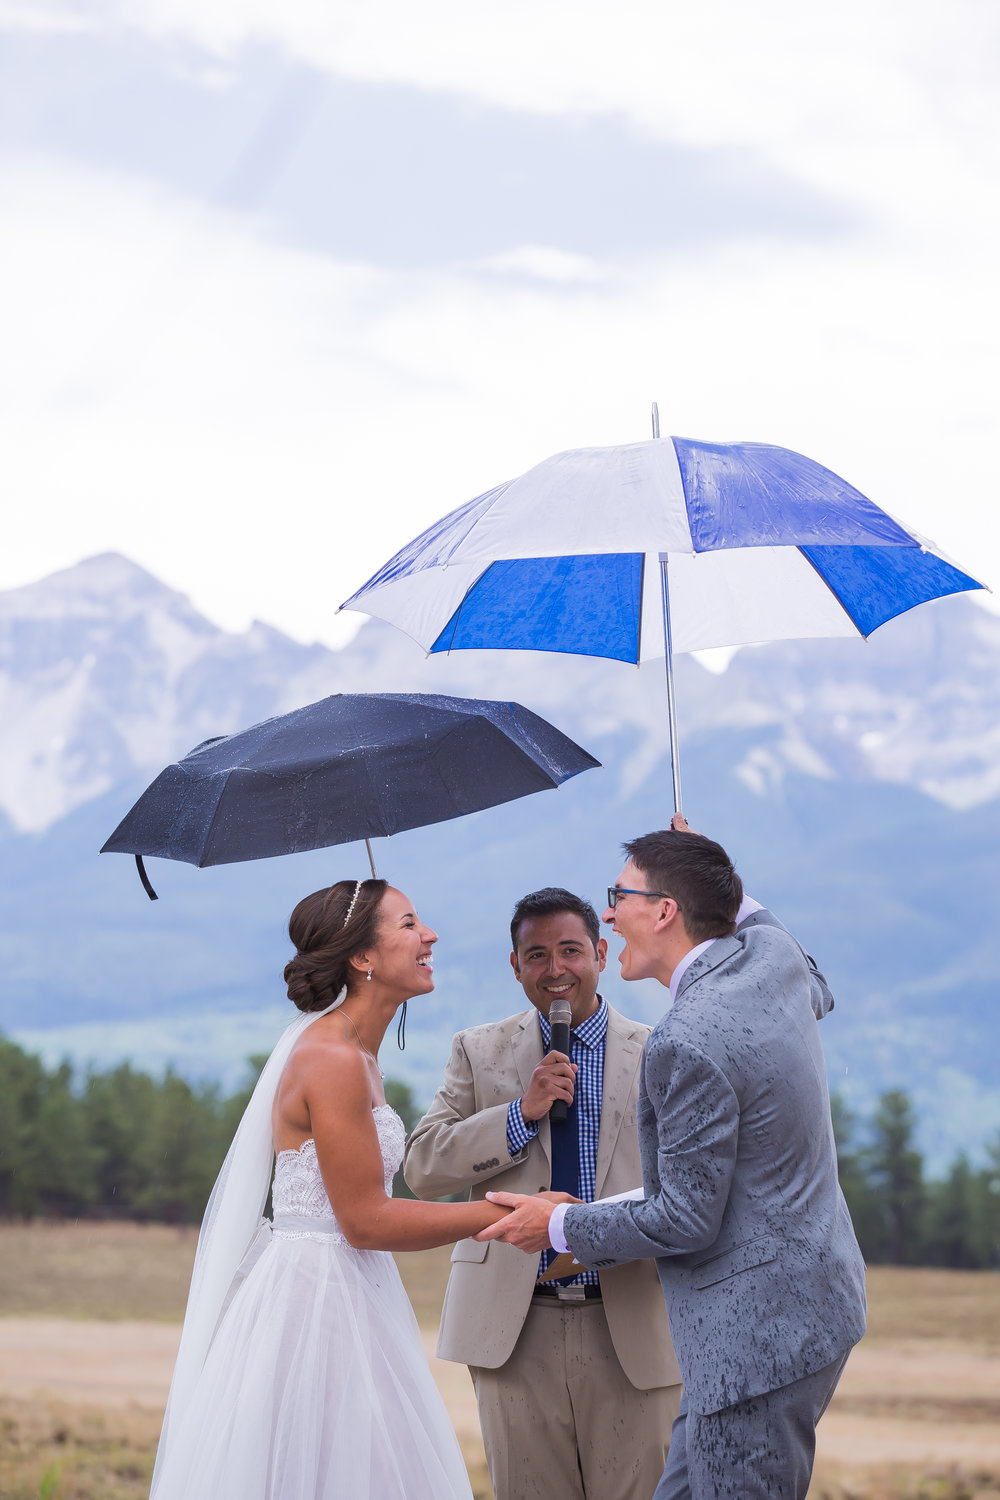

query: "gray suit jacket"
xmin=562 ymin=911 xmax=866 ymax=1415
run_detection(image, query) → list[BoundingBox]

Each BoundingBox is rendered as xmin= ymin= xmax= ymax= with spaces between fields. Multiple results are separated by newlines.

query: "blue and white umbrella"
xmin=341 ymin=421 xmax=984 ymax=810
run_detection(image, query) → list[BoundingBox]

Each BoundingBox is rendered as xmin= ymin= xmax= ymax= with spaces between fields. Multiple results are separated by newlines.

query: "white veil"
xmin=150 ymin=989 xmax=345 ymax=1494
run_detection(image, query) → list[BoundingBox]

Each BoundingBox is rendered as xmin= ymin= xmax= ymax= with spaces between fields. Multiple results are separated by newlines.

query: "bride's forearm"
xmin=341 ymin=1195 xmax=510 ymax=1252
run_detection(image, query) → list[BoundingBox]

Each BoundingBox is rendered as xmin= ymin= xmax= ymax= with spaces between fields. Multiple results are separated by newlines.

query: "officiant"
xmin=404 ymin=887 xmax=681 ymax=1500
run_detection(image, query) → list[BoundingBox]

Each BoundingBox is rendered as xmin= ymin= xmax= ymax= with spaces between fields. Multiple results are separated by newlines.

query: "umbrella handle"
xmin=365 ymin=839 xmax=378 ymax=879
xmin=135 ymin=854 xmax=159 ymax=901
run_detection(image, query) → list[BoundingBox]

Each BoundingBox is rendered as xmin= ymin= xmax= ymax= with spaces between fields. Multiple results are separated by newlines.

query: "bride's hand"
xmin=474 ymin=1191 xmax=560 ymax=1251
xmin=478 ymin=1199 xmax=514 ymax=1225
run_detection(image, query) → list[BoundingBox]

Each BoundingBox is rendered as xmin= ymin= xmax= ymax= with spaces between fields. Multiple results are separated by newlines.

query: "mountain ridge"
xmin=2 ymin=553 xmax=998 ymax=1169
xmin=4 ymin=552 xmax=1000 ymax=835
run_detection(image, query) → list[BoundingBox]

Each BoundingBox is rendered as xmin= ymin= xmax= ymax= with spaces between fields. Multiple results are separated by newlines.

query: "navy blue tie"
xmin=549 ymin=1091 xmax=581 ymax=1200
xmin=546 ymin=1041 xmax=581 ymax=1282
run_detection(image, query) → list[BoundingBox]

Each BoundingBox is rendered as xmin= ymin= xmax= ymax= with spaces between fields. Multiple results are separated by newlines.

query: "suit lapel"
xmin=595 ymin=1007 xmax=643 ymax=1196
xmin=675 ymin=932 xmax=743 ymax=1000
xmin=512 ymin=1010 xmax=550 ymax=1167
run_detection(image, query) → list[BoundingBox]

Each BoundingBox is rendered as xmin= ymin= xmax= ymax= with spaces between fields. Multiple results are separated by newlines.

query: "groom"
xmin=479 ymin=823 xmax=866 ymax=1499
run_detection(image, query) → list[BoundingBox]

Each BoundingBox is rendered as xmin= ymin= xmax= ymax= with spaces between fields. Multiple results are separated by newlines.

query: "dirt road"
xmin=2 ymin=1319 xmax=998 ymax=1472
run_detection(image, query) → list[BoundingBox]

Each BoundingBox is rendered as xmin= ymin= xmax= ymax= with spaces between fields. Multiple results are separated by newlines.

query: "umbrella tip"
xmin=650 ymin=402 xmax=660 ymax=439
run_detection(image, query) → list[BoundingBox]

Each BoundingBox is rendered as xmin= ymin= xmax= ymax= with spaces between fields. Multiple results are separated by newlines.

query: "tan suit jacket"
xmin=403 ymin=1003 xmax=681 ymax=1391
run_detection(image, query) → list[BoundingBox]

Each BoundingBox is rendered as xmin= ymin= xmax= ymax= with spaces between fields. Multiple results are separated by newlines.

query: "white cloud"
xmin=1 ymin=145 xmax=996 ymax=652
xmin=97 ymin=0 xmax=1000 ymax=235
xmin=474 ymin=246 xmax=605 ymax=285
xmin=1 ymin=2 xmax=997 ymax=642
xmin=0 ymin=1 xmax=97 ymax=33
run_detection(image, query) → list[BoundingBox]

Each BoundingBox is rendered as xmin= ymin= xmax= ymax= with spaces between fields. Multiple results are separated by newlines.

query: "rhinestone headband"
xmin=343 ymin=879 xmax=364 ymax=926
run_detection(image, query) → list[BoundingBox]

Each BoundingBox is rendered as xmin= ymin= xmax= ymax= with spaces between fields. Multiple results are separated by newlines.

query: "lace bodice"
xmin=272 ymin=1105 xmax=406 ymax=1229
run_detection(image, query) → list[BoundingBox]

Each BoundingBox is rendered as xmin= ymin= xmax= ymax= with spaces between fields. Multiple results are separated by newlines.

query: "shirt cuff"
xmin=549 ymin=1201 xmax=571 ymax=1254
xmin=506 ymin=1098 xmax=539 ymax=1157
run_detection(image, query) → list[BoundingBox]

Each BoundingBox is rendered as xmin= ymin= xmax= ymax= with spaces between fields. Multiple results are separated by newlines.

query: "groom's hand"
xmin=671 ymin=812 xmax=701 ymax=835
xmin=474 ymin=1191 xmax=567 ymax=1251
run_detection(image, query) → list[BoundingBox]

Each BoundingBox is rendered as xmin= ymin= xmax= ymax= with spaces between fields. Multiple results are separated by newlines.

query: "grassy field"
xmin=4 ymin=1224 xmax=998 ymax=1345
xmin=0 ymin=1398 xmax=161 ymax=1500
xmin=0 ymin=1223 xmax=197 ymax=1323
xmin=1 ymin=1223 xmax=999 ymax=1500
xmin=862 ymin=1265 xmax=1000 ymax=1349
xmin=0 ymin=1223 xmax=451 ymax=1330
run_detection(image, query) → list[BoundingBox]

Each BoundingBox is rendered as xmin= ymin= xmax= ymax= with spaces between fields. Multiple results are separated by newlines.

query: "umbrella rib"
xmin=635 ymin=554 xmax=646 ymax=666
xmin=357 ymin=742 xmax=396 ymax=843
xmin=437 ymin=483 xmax=517 ymax=567
xmin=437 ymin=564 xmax=494 ymax=653
xmin=795 ymin=547 xmax=870 ymax=639
xmin=196 ymin=769 xmax=239 ymax=867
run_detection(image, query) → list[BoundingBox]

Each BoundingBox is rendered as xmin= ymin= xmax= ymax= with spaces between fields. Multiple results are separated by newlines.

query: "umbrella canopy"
xmin=101 ymin=692 xmax=600 ymax=891
xmin=340 ymin=435 xmax=984 ymax=661
xmin=339 ymin=427 xmax=985 ymax=816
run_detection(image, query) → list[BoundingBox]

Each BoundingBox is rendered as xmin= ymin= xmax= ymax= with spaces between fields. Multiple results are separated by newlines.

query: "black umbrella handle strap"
xmin=136 ymin=855 xmax=159 ymax=901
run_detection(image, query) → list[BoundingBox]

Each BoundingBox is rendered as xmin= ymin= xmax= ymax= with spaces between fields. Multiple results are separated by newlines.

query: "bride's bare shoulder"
xmin=284 ymin=1020 xmax=355 ymax=1068
xmin=285 ymin=1018 xmax=368 ymax=1090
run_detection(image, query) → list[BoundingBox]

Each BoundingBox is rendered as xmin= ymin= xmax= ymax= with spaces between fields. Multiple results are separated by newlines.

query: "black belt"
xmin=533 ymin=1283 xmax=602 ymax=1301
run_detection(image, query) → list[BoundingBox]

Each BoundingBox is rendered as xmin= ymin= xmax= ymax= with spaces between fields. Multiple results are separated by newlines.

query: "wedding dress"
xmin=150 ymin=1104 xmax=473 ymax=1500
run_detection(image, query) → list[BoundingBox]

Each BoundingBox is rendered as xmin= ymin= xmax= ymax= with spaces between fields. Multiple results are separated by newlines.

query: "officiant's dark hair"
xmin=285 ymin=879 xmax=388 ymax=1012
xmin=510 ymin=887 xmax=601 ymax=954
xmin=623 ymin=830 xmax=742 ymax=944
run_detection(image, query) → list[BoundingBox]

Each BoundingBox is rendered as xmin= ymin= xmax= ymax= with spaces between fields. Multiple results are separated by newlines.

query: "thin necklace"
xmin=340 ymin=1010 xmax=385 ymax=1080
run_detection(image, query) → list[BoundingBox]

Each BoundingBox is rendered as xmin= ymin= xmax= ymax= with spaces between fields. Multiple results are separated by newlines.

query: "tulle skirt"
xmin=151 ymin=1227 xmax=473 ymax=1500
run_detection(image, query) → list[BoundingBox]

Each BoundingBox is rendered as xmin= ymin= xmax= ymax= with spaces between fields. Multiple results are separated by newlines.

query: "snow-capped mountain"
xmin=0 ymin=554 xmax=341 ymax=833
xmin=2 ymin=552 xmax=999 ymax=837
xmin=2 ymin=554 xmax=999 ymax=1167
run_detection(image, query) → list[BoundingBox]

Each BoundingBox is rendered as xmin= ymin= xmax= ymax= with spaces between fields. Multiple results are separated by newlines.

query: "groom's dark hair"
xmin=623 ymin=830 xmax=742 ymax=944
xmin=510 ymin=887 xmax=601 ymax=954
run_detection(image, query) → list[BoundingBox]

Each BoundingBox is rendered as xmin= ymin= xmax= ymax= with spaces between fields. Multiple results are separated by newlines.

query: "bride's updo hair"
xmin=284 ymin=878 xmax=388 ymax=1013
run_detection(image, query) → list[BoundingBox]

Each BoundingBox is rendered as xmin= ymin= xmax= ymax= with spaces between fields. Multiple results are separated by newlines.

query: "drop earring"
xmin=366 ymin=967 xmax=372 ymax=982
xmin=397 ymin=999 xmax=407 ymax=1051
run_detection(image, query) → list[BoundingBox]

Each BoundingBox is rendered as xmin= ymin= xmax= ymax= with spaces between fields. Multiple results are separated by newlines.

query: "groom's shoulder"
xmin=684 ymin=921 xmax=802 ymax=990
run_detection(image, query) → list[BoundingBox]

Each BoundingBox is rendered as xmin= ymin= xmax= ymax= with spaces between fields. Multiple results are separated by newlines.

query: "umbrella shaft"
xmin=659 ymin=557 xmax=683 ymax=818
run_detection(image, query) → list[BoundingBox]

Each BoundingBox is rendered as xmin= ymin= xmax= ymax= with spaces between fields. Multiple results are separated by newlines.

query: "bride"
xmin=150 ymin=877 xmax=511 ymax=1500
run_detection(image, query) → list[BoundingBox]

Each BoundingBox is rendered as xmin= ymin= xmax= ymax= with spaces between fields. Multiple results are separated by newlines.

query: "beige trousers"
xmin=471 ymin=1295 xmax=681 ymax=1500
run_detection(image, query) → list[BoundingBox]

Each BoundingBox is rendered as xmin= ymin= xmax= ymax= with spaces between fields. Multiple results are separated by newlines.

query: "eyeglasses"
xmin=607 ymin=886 xmax=682 ymax=910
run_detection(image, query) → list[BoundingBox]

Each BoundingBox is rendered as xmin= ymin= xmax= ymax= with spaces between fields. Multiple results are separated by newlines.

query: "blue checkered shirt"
xmin=506 ymin=997 xmax=608 ymax=1289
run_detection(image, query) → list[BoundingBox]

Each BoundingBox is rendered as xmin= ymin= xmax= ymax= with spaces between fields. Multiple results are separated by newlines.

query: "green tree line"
xmin=2 ymin=1035 xmax=998 ymax=1265
xmin=0 ymin=1034 xmax=419 ymax=1222
xmin=834 ymin=1089 xmax=1000 ymax=1269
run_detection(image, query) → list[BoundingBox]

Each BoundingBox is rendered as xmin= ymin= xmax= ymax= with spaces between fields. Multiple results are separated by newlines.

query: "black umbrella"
xmin=101 ymin=691 xmax=600 ymax=899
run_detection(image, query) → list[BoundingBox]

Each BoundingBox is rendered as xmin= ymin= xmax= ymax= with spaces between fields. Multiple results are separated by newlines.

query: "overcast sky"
xmin=2 ymin=0 xmax=997 ymax=645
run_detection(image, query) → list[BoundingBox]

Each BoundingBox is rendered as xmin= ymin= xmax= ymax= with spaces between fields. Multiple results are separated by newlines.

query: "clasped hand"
xmin=474 ymin=1189 xmax=580 ymax=1252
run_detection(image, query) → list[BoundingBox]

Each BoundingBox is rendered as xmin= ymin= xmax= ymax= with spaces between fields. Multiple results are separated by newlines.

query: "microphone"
xmin=547 ymin=996 xmax=573 ymax=1123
